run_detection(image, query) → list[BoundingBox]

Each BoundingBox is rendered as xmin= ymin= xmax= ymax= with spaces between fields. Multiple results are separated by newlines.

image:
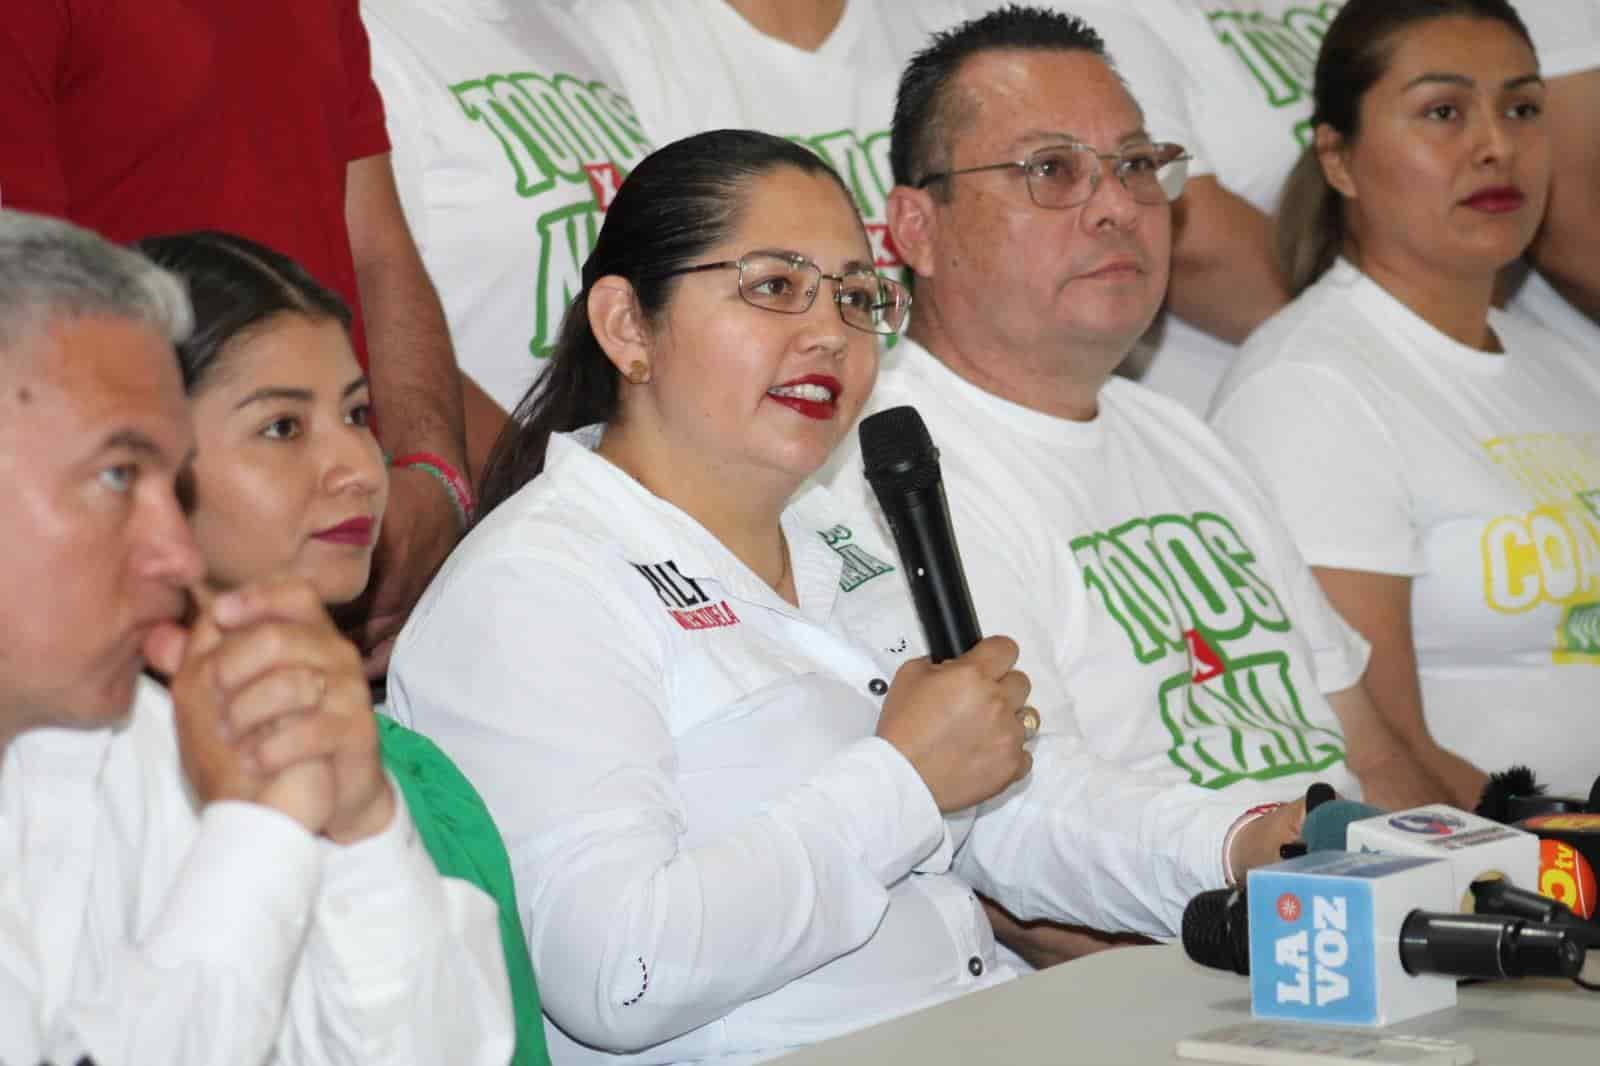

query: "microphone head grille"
xmin=859 ymin=405 xmax=940 ymax=493
xmin=1181 ymin=888 xmax=1250 ymax=975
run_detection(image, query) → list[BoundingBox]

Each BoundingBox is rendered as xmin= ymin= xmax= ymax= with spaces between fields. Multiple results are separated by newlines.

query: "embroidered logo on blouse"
xmin=632 ymin=560 xmax=741 ymax=631
xmin=818 ymin=524 xmax=895 ymax=592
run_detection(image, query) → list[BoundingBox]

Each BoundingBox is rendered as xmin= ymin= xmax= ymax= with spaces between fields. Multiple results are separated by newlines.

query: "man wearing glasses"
xmin=825 ymin=5 xmax=1447 ymax=966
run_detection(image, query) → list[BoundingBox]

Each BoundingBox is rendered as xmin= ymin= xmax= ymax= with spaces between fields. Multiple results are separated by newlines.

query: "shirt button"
xmin=868 ymin=678 xmax=889 ymax=696
xmin=967 ymin=955 xmax=984 ymax=977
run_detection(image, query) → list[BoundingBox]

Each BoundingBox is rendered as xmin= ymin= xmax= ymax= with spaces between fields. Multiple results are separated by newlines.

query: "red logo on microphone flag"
xmin=1185 ymin=628 xmax=1226 ymax=683
xmin=585 ymin=163 xmax=624 ymax=212
xmin=1276 ymin=893 xmax=1302 ymax=923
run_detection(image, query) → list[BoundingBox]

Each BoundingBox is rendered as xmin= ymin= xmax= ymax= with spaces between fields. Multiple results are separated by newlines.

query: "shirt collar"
xmin=544 ymin=428 xmax=847 ymax=622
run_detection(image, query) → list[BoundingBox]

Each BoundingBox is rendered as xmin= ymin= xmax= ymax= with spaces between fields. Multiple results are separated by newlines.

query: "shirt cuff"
xmin=307 ymin=775 xmax=451 ymax=995
xmin=919 ymin=808 xmax=975 ymax=875
xmin=1186 ymin=801 xmax=1243 ymax=900
xmin=143 ymin=801 xmax=322 ymax=995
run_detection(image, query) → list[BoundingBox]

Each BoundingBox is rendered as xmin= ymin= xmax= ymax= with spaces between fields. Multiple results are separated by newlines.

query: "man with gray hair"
xmin=0 ymin=211 xmax=511 ymax=1065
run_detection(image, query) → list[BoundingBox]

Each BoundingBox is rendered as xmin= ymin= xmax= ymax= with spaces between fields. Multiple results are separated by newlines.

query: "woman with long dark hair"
xmin=387 ymin=129 xmax=1038 ymax=1064
xmin=1211 ymin=0 xmax=1600 ymax=805
xmin=137 ymin=230 xmax=549 ymax=1066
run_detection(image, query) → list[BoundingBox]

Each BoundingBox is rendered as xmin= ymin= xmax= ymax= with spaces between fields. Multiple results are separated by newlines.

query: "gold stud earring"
xmin=626 ymin=360 xmax=651 ymax=385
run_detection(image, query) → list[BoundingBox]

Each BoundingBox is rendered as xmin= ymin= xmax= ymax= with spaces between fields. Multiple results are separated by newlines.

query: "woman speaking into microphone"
xmin=386 ymin=129 xmax=1039 ymax=1064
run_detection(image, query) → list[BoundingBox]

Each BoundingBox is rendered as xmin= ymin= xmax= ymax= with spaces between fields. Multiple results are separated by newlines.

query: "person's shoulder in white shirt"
xmin=0 ymin=212 xmax=512 ymax=1066
xmin=2 ymin=676 xmax=514 ymax=1066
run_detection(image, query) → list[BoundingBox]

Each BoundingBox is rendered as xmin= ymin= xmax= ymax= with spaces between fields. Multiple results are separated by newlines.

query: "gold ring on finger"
xmin=1017 ymin=706 xmax=1040 ymax=740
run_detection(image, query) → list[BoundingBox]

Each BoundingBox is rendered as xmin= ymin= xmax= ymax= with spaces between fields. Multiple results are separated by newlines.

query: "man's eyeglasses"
xmin=916 ymin=141 xmax=1191 ymax=209
xmin=655 ymin=251 xmax=913 ymax=336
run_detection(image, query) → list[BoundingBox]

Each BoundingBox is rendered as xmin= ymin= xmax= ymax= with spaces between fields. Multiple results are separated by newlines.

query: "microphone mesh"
xmin=1182 ymin=889 xmax=1250 ymax=975
xmin=859 ymin=405 xmax=940 ymax=494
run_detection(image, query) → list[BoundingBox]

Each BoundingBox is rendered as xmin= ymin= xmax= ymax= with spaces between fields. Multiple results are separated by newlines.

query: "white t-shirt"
xmin=363 ymin=0 xmax=652 ymax=410
xmin=0 ymin=678 xmax=511 ymax=1066
xmin=1210 ymin=259 xmax=1600 ymax=796
xmin=388 ymin=429 xmax=1015 ymax=1065
xmin=1127 ymin=0 xmax=1600 ymax=413
xmin=572 ymin=0 xmax=1208 ymax=279
xmin=1508 ymin=262 xmax=1600 ymax=356
xmin=823 ymin=340 xmax=1367 ymax=929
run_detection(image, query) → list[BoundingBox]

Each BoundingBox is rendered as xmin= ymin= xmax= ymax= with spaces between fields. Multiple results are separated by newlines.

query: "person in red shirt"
xmin=0 ymin=0 xmax=473 ymax=675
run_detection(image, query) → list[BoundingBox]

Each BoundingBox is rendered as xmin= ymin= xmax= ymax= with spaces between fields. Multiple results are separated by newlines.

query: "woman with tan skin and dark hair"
xmin=386 ymin=130 xmax=1050 ymax=1065
xmin=137 ymin=231 xmax=551 ymax=1066
xmin=1211 ymin=0 xmax=1600 ymax=807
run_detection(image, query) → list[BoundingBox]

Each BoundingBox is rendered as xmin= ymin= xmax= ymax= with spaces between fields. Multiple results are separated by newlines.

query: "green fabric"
xmin=378 ymin=715 xmax=550 ymax=1066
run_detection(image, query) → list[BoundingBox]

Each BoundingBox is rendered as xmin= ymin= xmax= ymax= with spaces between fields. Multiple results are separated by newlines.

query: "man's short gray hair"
xmin=0 ymin=210 xmax=192 ymax=356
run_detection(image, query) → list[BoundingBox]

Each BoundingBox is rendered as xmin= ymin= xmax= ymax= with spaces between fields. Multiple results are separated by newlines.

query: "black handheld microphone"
xmin=859 ymin=406 xmax=981 ymax=663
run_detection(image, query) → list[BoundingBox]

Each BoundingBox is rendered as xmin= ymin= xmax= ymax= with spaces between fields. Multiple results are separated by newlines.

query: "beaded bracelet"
xmin=392 ymin=451 xmax=475 ymax=528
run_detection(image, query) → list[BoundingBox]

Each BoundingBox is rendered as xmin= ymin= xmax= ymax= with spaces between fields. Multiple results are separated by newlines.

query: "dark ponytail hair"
xmin=1275 ymin=0 xmax=1535 ymax=295
xmin=134 ymin=231 xmax=352 ymax=391
xmin=476 ymin=129 xmax=857 ymax=519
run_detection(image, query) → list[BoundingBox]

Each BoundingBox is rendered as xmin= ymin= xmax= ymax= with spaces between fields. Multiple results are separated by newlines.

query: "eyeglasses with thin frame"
xmin=916 ymin=141 xmax=1191 ymax=209
xmin=654 ymin=251 xmax=913 ymax=336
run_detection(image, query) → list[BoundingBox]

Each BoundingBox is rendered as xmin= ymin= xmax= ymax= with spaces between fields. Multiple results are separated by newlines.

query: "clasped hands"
xmin=145 ymin=579 xmax=394 ymax=845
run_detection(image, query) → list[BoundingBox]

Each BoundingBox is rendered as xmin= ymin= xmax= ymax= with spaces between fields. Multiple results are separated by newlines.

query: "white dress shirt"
xmin=0 ymin=677 xmax=513 ymax=1066
xmin=389 ymin=429 xmax=1013 ymax=1065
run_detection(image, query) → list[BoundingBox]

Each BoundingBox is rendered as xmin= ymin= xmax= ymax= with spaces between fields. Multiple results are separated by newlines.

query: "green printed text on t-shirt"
xmin=1071 ymin=511 xmax=1345 ymax=788
xmin=1206 ymin=3 xmax=1341 ymax=146
xmin=452 ymin=70 xmax=651 ymax=360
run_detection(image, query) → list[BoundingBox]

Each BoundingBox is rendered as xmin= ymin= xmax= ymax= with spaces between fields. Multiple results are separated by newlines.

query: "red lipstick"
xmin=766 ymin=374 xmax=842 ymax=421
xmin=312 ymin=516 xmax=375 ymax=546
xmin=1463 ymin=186 xmax=1524 ymax=214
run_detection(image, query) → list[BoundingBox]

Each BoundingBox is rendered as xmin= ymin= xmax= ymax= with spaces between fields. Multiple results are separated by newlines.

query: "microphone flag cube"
xmin=1347 ymin=805 xmax=1538 ymax=907
xmin=1518 ymin=813 xmax=1600 ymax=919
xmin=1247 ymin=852 xmax=1457 ymax=1027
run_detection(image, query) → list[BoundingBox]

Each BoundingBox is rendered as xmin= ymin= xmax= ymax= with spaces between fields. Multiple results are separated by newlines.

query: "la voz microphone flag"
xmin=1248 ymin=852 xmax=1457 ymax=1027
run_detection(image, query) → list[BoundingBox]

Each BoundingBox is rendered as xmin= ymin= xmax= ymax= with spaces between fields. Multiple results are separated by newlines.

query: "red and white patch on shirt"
xmin=585 ymin=162 xmax=624 ymax=212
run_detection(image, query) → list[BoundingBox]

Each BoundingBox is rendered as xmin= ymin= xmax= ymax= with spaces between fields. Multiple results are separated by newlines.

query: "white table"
xmin=772 ymin=945 xmax=1600 ymax=1064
